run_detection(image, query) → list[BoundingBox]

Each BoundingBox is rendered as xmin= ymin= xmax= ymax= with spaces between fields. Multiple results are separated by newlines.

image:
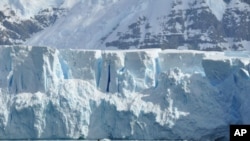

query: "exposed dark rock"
xmin=34 ymin=8 xmax=65 ymax=27
xmin=223 ymin=8 xmax=250 ymax=40
xmin=0 ymin=0 xmax=249 ymax=51
xmin=0 ymin=8 xmax=66 ymax=45
xmin=103 ymin=0 xmax=249 ymax=51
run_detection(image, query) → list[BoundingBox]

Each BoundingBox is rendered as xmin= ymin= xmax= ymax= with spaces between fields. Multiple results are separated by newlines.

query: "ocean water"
xmin=0 ymin=140 xmax=188 ymax=141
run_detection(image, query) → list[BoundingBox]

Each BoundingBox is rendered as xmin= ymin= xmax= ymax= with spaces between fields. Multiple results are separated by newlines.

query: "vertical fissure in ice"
xmin=106 ymin=61 xmax=111 ymax=93
xmin=96 ymin=58 xmax=103 ymax=88
xmin=8 ymin=75 xmax=13 ymax=88
xmin=59 ymin=57 xmax=69 ymax=79
xmin=154 ymin=58 xmax=161 ymax=88
xmin=230 ymin=96 xmax=242 ymax=123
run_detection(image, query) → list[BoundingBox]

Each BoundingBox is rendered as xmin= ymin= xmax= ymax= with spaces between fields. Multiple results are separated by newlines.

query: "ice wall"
xmin=0 ymin=46 xmax=250 ymax=140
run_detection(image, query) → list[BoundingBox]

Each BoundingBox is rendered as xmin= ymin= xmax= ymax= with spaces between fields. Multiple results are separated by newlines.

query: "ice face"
xmin=0 ymin=46 xmax=250 ymax=140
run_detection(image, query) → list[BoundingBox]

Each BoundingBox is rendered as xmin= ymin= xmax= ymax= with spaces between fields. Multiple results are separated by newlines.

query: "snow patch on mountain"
xmin=0 ymin=0 xmax=100 ymax=19
xmin=205 ymin=0 xmax=227 ymax=20
xmin=25 ymin=0 xmax=180 ymax=49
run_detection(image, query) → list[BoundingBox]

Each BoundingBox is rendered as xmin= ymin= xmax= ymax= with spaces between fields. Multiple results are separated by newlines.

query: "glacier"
xmin=0 ymin=46 xmax=250 ymax=140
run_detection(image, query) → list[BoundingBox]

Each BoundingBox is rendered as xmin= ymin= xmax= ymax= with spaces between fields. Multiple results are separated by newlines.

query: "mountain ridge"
xmin=0 ymin=0 xmax=249 ymax=50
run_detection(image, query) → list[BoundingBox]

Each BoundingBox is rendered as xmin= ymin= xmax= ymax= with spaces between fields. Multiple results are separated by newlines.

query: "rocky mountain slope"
xmin=0 ymin=7 xmax=65 ymax=45
xmin=0 ymin=0 xmax=249 ymax=50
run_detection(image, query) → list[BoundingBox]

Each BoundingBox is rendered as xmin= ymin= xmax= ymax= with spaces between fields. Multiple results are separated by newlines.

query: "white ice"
xmin=0 ymin=46 xmax=250 ymax=140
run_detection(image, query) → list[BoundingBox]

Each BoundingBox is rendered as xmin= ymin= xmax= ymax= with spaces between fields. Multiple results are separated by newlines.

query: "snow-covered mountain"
xmin=0 ymin=45 xmax=250 ymax=140
xmin=0 ymin=0 xmax=250 ymax=50
xmin=0 ymin=0 xmax=68 ymax=44
xmin=1 ymin=0 xmax=250 ymax=140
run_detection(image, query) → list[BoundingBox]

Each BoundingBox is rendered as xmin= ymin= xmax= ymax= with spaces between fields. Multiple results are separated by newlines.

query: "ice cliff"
xmin=0 ymin=46 xmax=250 ymax=140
